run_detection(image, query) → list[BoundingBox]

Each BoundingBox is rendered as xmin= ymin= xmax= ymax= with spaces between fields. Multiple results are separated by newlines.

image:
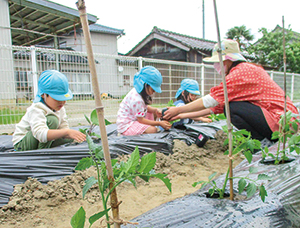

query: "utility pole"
xmin=202 ymin=0 xmax=205 ymax=39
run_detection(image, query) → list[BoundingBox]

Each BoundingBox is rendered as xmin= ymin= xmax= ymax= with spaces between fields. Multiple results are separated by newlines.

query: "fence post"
xmin=201 ymin=63 xmax=205 ymax=96
xmin=291 ymin=73 xmax=295 ymax=101
xmin=138 ymin=56 xmax=143 ymax=71
xmin=30 ymin=45 xmax=38 ymax=98
xmin=270 ymin=71 xmax=274 ymax=80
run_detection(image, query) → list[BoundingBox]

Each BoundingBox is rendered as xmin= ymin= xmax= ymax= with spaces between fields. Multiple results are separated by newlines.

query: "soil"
xmin=0 ymin=131 xmax=244 ymax=228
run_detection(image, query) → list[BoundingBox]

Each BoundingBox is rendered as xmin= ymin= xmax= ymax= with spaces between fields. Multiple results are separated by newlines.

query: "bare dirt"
xmin=0 ymin=131 xmax=244 ymax=228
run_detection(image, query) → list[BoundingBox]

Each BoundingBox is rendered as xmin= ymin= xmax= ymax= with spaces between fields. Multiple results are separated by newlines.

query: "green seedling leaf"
xmin=244 ymin=151 xmax=253 ymax=164
xmin=71 ymin=207 xmax=86 ymax=228
xmin=90 ymin=109 xmax=98 ymax=126
xmin=259 ymin=185 xmax=267 ymax=202
xmin=83 ymin=177 xmax=98 ymax=198
xmin=257 ymin=174 xmax=272 ymax=181
xmin=105 ymin=119 xmax=112 ymax=125
xmin=167 ymin=100 xmax=175 ymax=106
xmin=138 ymin=152 xmax=156 ymax=173
xmin=152 ymin=173 xmax=172 ymax=192
xmin=124 ymin=146 xmax=140 ymax=174
xmin=238 ymin=179 xmax=247 ymax=194
xmin=84 ymin=114 xmax=91 ymax=125
xmin=246 ymin=182 xmax=257 ymax=198
xmin=86 ymin=134 xmax=104 ymax=159
xmin=192 ymin=180 xmax=205 ymax=188
xmin=271 ymin=131 xmax=280 ymax=140
xmin=75 ymin=157 xmax=94 ymax=171
xmin=249 ymin=167 xmax=258 ymax=174
xmin=208 ymin=172 xmax=217 ymax=181
xmin=88 ymin=208 xmax=111 ymax=227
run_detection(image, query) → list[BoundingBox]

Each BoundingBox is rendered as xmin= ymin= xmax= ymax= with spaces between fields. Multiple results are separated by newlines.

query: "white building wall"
xmin=0 ymin=0 xmax=15 ymax=99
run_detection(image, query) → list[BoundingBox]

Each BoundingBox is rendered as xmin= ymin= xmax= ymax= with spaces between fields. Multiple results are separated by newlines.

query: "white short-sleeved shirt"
xmin=117 ymin=88 xmax=147 ymax=133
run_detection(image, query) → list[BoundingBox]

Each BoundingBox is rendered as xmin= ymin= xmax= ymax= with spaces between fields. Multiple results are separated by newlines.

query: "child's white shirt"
xmin=116 ymin=88 xmax=147 ymax=133
xmin=12 ymin=102 xmax=69 ymax=145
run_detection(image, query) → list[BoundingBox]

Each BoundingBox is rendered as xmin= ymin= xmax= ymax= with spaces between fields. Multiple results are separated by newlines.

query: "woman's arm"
xmin=164 ymin=98 xmax=206 ymax=120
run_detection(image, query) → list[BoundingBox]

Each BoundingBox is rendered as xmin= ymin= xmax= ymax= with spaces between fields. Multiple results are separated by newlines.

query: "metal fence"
xmin=1 ymin=44 xmax=300 ymax=133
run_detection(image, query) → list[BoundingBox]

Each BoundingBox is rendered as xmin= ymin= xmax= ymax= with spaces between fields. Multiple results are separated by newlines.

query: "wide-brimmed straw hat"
xmin=203 ymin=39 xmax=247 ymax=62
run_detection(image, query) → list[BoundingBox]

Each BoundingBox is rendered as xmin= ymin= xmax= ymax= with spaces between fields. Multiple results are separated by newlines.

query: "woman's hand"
xmin=163 ymin=107 xmax=179 ymax=120
xmin=199 ymin=117 xmax=212 ymax=123
xmin=159 ymin=120 xmax=172 ymax=130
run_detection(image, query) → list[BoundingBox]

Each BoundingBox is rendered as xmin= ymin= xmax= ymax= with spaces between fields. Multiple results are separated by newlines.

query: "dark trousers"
xmin=224 ymin=101 xmax=274 ymax=141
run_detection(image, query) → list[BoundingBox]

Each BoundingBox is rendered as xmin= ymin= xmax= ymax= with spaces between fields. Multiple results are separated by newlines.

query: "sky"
xmin=50 ymin=0 xmax=300 ymax=54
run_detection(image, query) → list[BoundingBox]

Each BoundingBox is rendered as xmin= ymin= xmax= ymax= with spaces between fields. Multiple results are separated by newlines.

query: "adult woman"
xmin=164 ymin=39 xmax=299 ymax=141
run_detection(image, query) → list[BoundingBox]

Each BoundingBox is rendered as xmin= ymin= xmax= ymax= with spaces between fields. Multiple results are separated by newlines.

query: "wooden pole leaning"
xmin=282 ymin=16 xmax=287 ymax=152
xmin=213 ymin=0 xmax=234 ymax=201
xmin=76 ymin=1 xmax=120 ymax=227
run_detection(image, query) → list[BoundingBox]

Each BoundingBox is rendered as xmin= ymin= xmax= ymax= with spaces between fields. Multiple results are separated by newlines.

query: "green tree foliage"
xmin=225 ymin=25 xmax=254 ymax=50
xmin=247 ymin=27 xmax=300 ymax=73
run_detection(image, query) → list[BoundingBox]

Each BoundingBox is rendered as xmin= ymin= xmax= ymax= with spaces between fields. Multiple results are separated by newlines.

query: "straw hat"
xmin=203 ymin=39 xmax=247 ymax=62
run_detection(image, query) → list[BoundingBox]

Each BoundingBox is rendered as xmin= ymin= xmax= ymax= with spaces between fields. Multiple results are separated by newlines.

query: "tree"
xmin=225 ymin=25 xmax=254 ymax=51
xmin=247 ymin=27 xmax=300 ymax=73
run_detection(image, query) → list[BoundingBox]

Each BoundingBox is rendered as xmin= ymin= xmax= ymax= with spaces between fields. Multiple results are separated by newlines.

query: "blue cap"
xmin=133 ymin=66 xmax=162 ymax=93
xmin=33 ymin=70 xmax=73 ymax=103
xmin=175 ymin=79 xmax=200 ymax=98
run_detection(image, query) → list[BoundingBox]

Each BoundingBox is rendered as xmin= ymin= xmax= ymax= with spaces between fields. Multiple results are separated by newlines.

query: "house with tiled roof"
xmin=126 ymin=27 xmax=216 ymax=63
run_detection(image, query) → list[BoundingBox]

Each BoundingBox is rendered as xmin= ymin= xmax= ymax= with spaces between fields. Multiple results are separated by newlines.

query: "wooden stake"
xmin=76 ymin=1 xmax=120 ymax=227
xmin=213 ymin=0 xmax=234 ymax=200
xmin=282 ymin=16 xmax=287 ymax=152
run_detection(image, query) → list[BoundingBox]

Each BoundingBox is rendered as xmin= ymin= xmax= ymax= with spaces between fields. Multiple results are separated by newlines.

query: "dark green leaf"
xmin=244 ymin=151 xmax=253 ymax=164
xmin=71 ymin=207 xmax=86 ymax=228
xmin=89 ymin=208 xmax=111 ymax=227
xmin=238 ymin=179 xmax=247 ymax=194
xmin=246 ymin=182 xmax=257 ymax=198
xmin=152 ymin=173 xmax=172 ymax=192
xmin=75 ymin=157 xmax=94 ymax=171
xmin=124 ymin=146 xmax=140 ymax=174
xmin=83 ymin=177 xmax=98 ymax=198
xmin=105 ymin=119 xmax=112 ymax=125
xmin=138 ymin=174 xmax=150 ymax=182
xmin=259 ymin=185 xmax=267 ymax=202
xmin=90 ymin=109 xmax=99 ymax=126
xmin=138 ymin=152 xmax=156 ymax=173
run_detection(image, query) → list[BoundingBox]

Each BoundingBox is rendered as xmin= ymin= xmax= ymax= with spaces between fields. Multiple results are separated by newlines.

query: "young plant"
xmin=262 ymin=111 xmax=300 ymax=164
xmin=79 ymin=109 xmax=111 ymax=138
xmin=208 ymin=113 xmax=226 ymax=122
xmin=71 ymin=135 xmax=172 ymax=228
xmin=193 ymin=126 xmax=270 ymax=202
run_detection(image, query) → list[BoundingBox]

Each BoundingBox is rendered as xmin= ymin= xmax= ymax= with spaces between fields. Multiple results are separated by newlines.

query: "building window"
xmin=123 ymin=75 xmax=130 ymax=86
xmin=15 ymin=71 xmax=28 ymax=89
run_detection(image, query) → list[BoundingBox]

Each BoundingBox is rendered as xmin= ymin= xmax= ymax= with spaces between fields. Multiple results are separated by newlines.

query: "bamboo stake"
xmin=76 ymin=1 xmax=120 ymax=227
xmin=213 ymin=0 xmax=234 ymax=200
xmin=282 ymin=16 xmax=287 ymax=152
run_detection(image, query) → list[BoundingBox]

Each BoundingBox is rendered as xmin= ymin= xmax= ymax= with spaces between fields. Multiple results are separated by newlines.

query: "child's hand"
xmin=199 ymin=117 xmax=212 ymax=123
xmin=160 ymin=120 xmax=172 ymax=130
xmin=66 ymin=129 xmax=86 ymax=143
xmin=155 ymin=108 xmax=162 ymax=118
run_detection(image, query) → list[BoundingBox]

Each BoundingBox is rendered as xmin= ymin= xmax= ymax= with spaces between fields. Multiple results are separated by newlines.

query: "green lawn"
xmin=0 ymin=108 xmax=25 ymax=125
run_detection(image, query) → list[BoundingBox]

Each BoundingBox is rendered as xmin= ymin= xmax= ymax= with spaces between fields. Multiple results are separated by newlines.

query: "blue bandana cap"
xmin=175 ymin=79 xmax=200 ymax=98
xmin=33 ymin=70 xmax=73 ymax=103
xmin=133 ymin=66 xmax=162 ymax=93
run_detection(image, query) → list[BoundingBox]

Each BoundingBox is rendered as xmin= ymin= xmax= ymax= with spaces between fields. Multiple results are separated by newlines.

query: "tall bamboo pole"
xmin=282 ymin=16 xmax=287 ymax=152
xmin=76 ymin=1 xmax=120 ymax=227
xmin=213 ymin=0 xmax=234 ymax=200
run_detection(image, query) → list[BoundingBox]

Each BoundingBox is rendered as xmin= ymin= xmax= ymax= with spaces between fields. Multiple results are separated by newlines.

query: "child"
xmin=117 ymin=66 xmax=171 ymax=135
xmin=12 ymin=70 xmax=86 ymax=151
xmin=172 ymin=79 xmax=212 ymax=128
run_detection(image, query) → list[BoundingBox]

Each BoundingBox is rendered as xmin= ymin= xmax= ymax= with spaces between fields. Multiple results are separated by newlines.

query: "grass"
xmin=0 ymin=108 xmax=26 ymax=125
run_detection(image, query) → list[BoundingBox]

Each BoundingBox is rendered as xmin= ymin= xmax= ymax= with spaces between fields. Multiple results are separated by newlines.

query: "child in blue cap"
xmin=171 ymin=79 xmax=211 ymax=128
xmin=12 ymin=70 xmax=86 ymax=151
xmin=116 ymin=66 xmax=171 ymax=135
